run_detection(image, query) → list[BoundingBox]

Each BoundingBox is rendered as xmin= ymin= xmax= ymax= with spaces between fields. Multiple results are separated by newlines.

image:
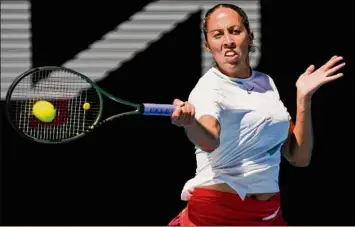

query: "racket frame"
xmin=5 ymin=66 xmax=138 ymax=144
xmin=5 ymin=66 xmax=175 ymax=144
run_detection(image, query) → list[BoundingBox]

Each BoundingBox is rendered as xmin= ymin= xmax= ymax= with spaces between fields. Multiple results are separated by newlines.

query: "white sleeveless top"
xmin=181 ymin=67 xmax=291 ymax=201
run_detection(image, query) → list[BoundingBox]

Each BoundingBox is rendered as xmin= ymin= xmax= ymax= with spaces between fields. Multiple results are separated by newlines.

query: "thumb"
xmin=173 ymin=98 xmax=185 ymax=106
xmin=304 ymin=64 xmax=315 ymax=75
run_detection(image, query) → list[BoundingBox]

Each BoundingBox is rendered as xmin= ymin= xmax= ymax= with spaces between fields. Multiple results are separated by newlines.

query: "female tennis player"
xmin=168 ymin=3 xmax=345 ymax=226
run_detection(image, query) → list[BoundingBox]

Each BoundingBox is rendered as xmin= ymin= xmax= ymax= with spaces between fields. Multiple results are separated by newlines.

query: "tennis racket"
xmin=5 ymin=66 xmax=176 ymax=144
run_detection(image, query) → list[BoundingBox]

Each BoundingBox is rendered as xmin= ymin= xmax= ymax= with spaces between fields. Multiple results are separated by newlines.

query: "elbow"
xmin=292 ymin=159 xmax=310 ymax=167
xmin=290 ymin=153 xmax=312 ymax=167
xmin=203 ymin=146 xmax=218 ymax=153
xmin=201 ymin=138 xmax=220 ymax=153
xmin=285 ymin=144 xmax=312 ymax=167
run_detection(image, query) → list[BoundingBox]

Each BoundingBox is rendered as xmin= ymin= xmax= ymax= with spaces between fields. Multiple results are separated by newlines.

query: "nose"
xmin=223 ymin=33 xmax=235 ymax=48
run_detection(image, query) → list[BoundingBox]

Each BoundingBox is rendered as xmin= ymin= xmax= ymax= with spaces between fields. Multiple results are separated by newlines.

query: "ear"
xmin=204 ymin=41 xmax=211 ymax=52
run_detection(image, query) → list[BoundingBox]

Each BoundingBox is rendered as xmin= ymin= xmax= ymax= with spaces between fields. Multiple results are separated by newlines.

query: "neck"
xmin=217 ymin=63 xmax=251 ymax=79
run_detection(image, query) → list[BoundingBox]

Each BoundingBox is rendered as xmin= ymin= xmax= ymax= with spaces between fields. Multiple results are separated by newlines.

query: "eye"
xmin=213 ymin=33 xmax=222 ymax=39
xmin=232 ymin=29 xmax=241 ymax=35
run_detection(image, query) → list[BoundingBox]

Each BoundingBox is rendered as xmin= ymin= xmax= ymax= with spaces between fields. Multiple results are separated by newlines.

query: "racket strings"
xmin=8 ymin=68 xmax=102 ymax=142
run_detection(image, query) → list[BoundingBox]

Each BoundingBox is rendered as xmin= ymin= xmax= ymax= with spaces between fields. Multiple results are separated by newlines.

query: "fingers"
xmin=171 ymin=105 xmax=182 ymax=119
xmin=304 ymin=64 xmax=315 ymax=75
xmin=171 ymin=99 xmax=195 ymax=127
xmin=322 ymin=55 xmax=344 ymax=71
xmin=326 ymin=62 xmax=346 ymax=77
xmin=171 ymin=99 xmax=185 ymax=123
xmin=179 ymin=102 xmax=189 ymax=122
xmin=173 ymin=98 xmax=185 ymax=107
xmin=171 ymin=99 xmax=186 ymax=125
xmin=171 ymin=106 xmax=182 ymax=126
xmin=179 ymin=102 xmax=194 ymax=124
xmin=325 ymin=72 xmax=344 ymax=82
xmin=181 ymin=102 xmax=195 ymax=123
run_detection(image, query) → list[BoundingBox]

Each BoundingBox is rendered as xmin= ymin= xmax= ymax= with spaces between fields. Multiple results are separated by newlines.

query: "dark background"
xmin=1 ymin=0 xmax=354 ymax=225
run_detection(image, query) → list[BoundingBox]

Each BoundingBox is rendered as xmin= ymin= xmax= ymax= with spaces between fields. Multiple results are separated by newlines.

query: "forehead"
xmin=208 ymin=7 xmax=242 ymax=29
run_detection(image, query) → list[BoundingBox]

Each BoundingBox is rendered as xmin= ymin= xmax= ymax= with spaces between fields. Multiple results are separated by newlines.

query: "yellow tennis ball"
xmin=32 ymin=100 xmax=56 ymax=122
xmin=83 ymin=102 xmax=90 ymax=110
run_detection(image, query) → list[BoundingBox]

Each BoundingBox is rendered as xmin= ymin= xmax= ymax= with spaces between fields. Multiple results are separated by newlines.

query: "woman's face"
xmin=205 ymin=7 xmax=250 ymax=74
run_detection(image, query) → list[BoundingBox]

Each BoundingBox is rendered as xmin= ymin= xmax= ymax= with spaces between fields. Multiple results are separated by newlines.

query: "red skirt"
xmin=168 ymin=188 xmax=287 ymax=226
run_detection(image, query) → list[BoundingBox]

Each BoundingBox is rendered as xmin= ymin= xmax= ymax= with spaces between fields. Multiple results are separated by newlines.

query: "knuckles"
xmin=170 ymin=99 xmax=195 ymax=127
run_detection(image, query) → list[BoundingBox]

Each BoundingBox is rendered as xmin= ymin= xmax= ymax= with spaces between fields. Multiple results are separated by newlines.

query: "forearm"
xmin=290 ymin=92 xmax=314 ymax=166
xmin=184 ymin=119 xmax=220 ymax=152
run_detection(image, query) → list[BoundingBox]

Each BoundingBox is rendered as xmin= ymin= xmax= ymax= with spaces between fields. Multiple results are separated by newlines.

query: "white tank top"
xmin=181 ymin=67 xmax=291 ymax=201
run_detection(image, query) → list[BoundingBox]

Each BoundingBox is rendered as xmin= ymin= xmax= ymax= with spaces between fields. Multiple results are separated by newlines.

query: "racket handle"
xmin=142 ymin=103 xmax=176 ymax=116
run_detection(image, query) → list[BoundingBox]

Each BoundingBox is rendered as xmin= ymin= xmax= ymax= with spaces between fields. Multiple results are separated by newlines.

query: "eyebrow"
xmin=208 ymin=25 xmax=241 ymax=33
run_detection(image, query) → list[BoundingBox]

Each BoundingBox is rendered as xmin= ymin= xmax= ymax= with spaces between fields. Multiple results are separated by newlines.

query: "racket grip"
xmin=142 ymin=103 xmax=176 ymax=116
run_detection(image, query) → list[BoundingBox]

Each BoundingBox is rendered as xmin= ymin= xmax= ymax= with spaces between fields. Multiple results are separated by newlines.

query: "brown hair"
xmin=202 ymin=4 xmax=256 ymax=53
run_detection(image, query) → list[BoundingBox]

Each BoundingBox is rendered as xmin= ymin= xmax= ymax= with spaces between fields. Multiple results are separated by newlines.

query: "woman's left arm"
xmin=282 ymin=96 xmax=313 ymax=167
xmin=282 ymin=55 xmax=345 ymax=167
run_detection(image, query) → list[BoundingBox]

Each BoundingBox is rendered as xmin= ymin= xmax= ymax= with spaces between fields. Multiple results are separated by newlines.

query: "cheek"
xmin=208 ymin=41 xmax=225 ymax=59
xmin=236 ymin=35 xmax=250 ymax=51
xmin=211 ymin=47 xmax=224 ymax=61
xmin=208 ymin=40 xmax=222 ymax=52
xmin=240 ymin=39 xmax=250 ymax=51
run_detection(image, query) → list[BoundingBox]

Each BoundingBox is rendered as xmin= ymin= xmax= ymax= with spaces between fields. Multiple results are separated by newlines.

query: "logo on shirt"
xmin=246 ymin=86 xmax=254 ymax=94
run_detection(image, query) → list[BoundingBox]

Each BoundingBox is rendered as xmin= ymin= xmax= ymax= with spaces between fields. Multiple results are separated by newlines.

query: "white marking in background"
xmin=1 ymin=1 xmax=261 ymax=99
xmin=1 ymin=0 xmax=31 ymax=99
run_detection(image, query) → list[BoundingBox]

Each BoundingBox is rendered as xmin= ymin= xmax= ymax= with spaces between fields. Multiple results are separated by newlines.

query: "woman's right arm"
xmin=184 ymin=115 xmax=221 ymax=152
xmin=171 ymin=99 xmax=221 ymax=152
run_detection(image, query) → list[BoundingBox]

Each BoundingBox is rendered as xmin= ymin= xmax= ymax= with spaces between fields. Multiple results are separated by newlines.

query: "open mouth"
xmin=225 ymin=50 xmax=237 ymax=57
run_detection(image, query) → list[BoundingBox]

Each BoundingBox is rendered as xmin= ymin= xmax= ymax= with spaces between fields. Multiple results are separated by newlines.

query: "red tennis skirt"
xmin=168 ymin=188 xmax=287 ymax=226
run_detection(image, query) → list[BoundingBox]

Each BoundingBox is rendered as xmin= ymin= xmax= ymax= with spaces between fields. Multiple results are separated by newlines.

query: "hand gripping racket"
xmin=5 ymin=66 xmax=176 ymax=144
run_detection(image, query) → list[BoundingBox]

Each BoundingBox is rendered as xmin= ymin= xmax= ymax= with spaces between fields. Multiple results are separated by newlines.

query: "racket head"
xmin=5 ymin=66 xmax=104 ymax=144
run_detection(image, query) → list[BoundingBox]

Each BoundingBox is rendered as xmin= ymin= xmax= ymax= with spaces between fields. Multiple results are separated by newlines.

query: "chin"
xmin=225 ymin=61 xmax=240 ymax=67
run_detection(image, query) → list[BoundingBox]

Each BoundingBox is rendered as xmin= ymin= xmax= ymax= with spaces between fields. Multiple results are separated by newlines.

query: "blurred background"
xmin=1 ymin=0 xmax=354 ymax=225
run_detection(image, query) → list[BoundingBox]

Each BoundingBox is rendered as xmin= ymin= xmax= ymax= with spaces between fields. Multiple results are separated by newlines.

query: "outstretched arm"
xmin=282 ymin=55 xmax=345 ymax=167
